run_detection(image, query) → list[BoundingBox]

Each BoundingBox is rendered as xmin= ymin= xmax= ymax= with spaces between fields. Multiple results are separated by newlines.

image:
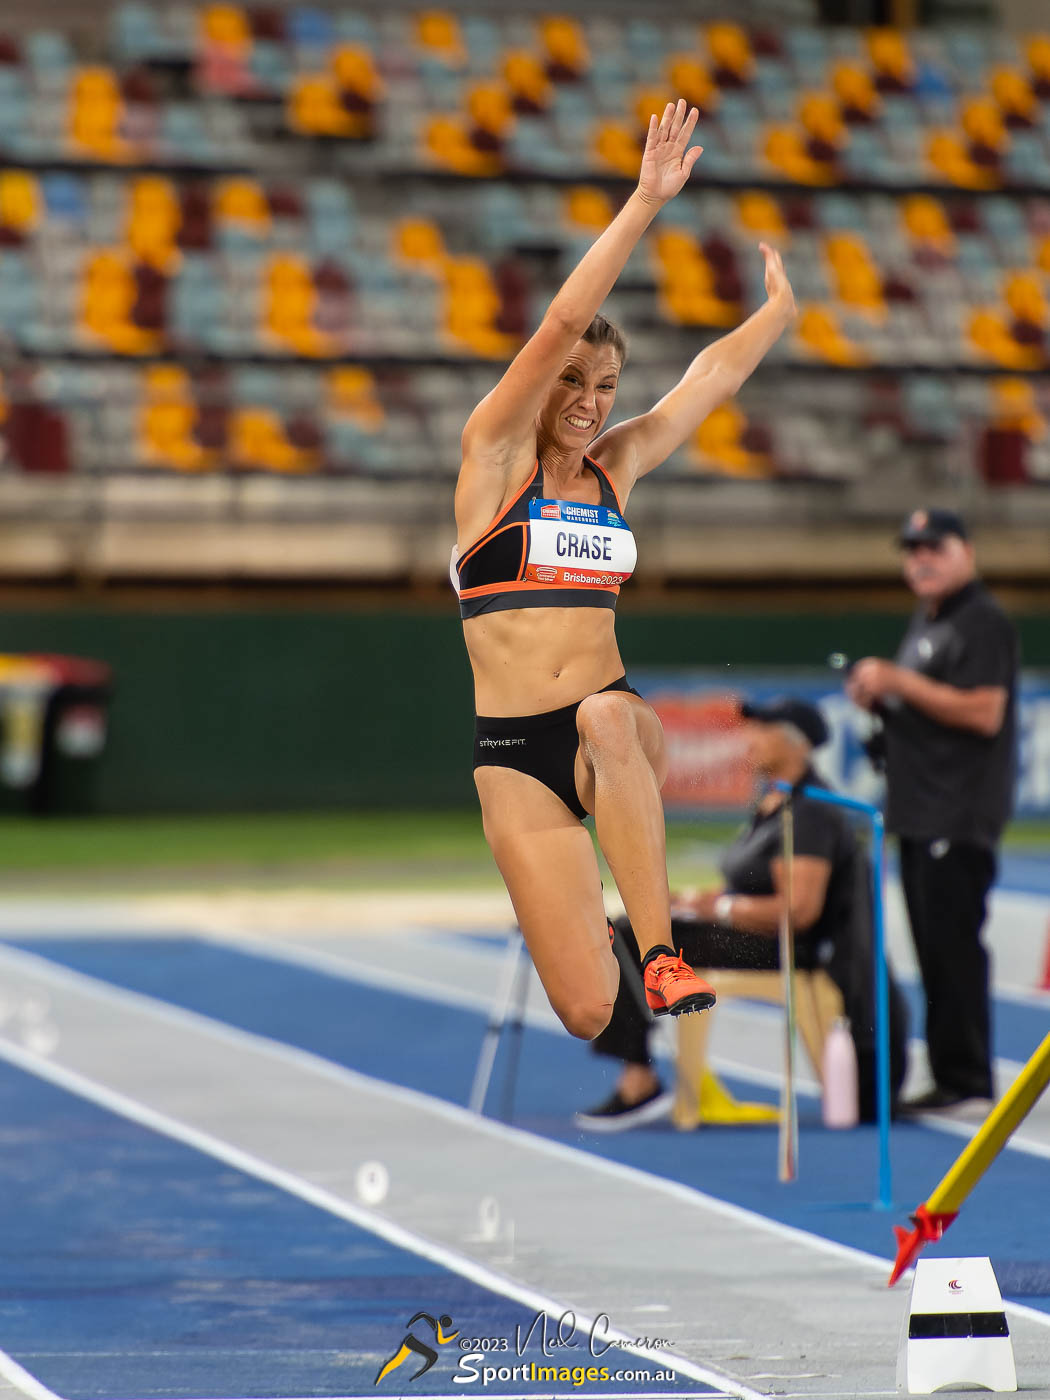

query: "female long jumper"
xmin=452 ymin=101 xmax=797 ymax=1039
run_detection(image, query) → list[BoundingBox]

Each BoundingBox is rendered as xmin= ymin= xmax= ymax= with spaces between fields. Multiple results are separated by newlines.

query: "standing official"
xmin=847 ymin=508 xmax=1019 ymax=1114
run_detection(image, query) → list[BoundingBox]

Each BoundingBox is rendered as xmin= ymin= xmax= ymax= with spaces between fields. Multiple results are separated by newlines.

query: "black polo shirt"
xmin=720 ymin=769 xmax=856 ymax=967
xmin=881 ymin=579 xmax=1018 ymax=847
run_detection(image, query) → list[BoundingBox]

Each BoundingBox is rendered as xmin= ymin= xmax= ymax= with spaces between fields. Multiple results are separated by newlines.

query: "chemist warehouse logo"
xmin=540 ymin=503 xmax=561 ymax=519
xmin=375 ymin=1309 xmax=678 ymax=1389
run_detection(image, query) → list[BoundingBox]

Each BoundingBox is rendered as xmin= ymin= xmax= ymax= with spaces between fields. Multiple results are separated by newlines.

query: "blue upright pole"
xmin=775 ymin=782 xmax=893 ymax=1209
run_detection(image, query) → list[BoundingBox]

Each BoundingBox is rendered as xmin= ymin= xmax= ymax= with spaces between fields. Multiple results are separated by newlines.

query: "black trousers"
xmin=594 ymin=915 xmax=785 ymax=1066
xmin=898 ymin=837 xmax=996 ymax=1100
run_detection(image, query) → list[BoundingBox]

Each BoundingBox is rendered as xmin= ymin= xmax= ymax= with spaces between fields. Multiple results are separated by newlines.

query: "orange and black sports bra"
xmin=452 ymin=457 xmax=638 ymax=619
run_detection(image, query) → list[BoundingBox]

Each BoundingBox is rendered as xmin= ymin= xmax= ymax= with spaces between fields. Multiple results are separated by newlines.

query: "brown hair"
xmin=582 ymin=314 xmax=628 ymax=367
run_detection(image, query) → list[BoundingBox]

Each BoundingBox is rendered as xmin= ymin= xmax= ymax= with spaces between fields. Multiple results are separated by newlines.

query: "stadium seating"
xmin=0 ymin=4 xmax=1047 ymax=494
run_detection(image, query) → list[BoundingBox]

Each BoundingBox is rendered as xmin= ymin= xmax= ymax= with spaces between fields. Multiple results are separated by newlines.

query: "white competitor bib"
xmin=525 ymin=498 xmax=637 ymax=588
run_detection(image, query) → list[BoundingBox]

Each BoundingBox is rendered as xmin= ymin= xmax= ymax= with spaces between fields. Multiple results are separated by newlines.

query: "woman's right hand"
xmin=637 ymin=99 xmax=703 ymax=207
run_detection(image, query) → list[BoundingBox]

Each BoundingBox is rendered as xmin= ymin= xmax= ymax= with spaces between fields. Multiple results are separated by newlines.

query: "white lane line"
xmin=0 ymin=1351 xmax=63 ymax=1400
xmin=0 ymin=1037 xmax=759 ymax=1400
xmin=1 ymin=939 xmax=1048 ymax=1335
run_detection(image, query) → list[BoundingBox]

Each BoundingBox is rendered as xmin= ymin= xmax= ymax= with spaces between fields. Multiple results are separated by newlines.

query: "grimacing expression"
xmin=901 ymin=536 xmax=976 ymax=601
xmin=541 ymin=343 xmax=622 ymax=446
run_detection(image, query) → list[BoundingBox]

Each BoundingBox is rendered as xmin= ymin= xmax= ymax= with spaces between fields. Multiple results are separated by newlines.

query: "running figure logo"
xmin=375 ymin=1312 xmax=460 ymax=1385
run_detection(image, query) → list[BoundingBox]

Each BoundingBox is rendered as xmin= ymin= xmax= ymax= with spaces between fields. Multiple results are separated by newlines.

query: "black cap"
xmin=739 ymin=696 xmax=829 ymax=748
xmin=898 ymin=507 xmax=969 ymax=547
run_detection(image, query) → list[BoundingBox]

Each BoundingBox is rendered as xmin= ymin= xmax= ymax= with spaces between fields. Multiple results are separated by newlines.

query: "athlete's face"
xmin=901 ymin=535 xmax=976 ymax=603
xmin=541 ymin=341 xmax=621 ymax=447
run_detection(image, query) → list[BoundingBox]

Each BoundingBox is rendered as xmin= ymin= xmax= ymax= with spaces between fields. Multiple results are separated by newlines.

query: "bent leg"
xmin=475 ymin=766 xmax=618 ymax=1040
xmin=574 ymin=690 xmax=672 ymax=960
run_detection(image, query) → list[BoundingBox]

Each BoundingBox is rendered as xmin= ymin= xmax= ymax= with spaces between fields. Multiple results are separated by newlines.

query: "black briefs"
xmin=473 ymin=675 xmax=638 ymax=820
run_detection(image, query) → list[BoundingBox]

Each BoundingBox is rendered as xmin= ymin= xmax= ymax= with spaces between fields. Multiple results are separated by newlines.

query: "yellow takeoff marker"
xmin=889 ymin=1032 xmax=1050 ymax=1286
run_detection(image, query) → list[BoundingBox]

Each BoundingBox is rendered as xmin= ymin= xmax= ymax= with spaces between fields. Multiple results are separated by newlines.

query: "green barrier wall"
xmin=2 ymin=605 xmax=1047 ymax=812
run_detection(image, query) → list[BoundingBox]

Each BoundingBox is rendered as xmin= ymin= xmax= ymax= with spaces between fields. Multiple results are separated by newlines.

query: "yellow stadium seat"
xmin=0 ymin=170 xmax=41 ymax=233
xmin=1035 ymin=233 xmax=1050 ymax=273
xmin=926 ymin=129 xmax=998 ymax=190
xmin=215 ymin=177 xmax=270 ymax=229
xmin=654 ymin=232 xmax=737 ymax=327
xmin=796 ymin=304 xmax=867 ymax=365
xmin=990 ymin=376 xmax=1047 ymax=438
xmin=692 ymin=402 xmax=771 ymax=477
xmin=502 ymin=50 xmax=551 ymax=112
xmin=326 ymin=366 xmax=385 ymax=430
xmin=200 ymin=4 xmax=251 ymax=51
xmin=667 ymin=56 xmax=717 ymax=114
xmin=799 ymin=92 xmax=845 ymax=148
xmin=139 ymin=365 xmax=209 ymax=471
xmin=824 ymin=233 xmax=885 ymax=317
xmin=565 ymin=185 xmax=614 ymax=231
xmin=1004 ymin=271 xmax=1046 ymax=325
xmin=415 ymin=10 xmax=465 ymax=64
xmin=763 ymin=125 xmax=835 ymax=185
xmin=230 ymin=406 xmax=317 ymax=472
xmin=80 ymin=250 xmax=157 ymax=354
xmin=1026 ymin=34 xmax=1050 ymax=88
xmin=423 ymin=114 xmax=499 ymax=175
xmin=263 ymin=253 xmax=332 ymax=356
xmin=443 ymin=256 xmax=517 ymax=358
xmin=127 ymin=176 xmax=181 ymax=273
xmin=633 ymin=87 xmax=675 ymax=132
xmin=831 ymin=61 xmax=880 ymax=120
xmin=962 ymin=96 xmax=1007 ymax=151
xmin=865 ymin=28 xmax=915 ymax=89
xmin=901 ymin=193 xmax=954 ymax=250
xmin=467 ymin=82 xmax=514 ymax=140
xmin=595 ymin=121 xmax=643 ymax=178
xmin=287 ymin=75 xmax=355 ymax=137
xmin=393 ymin=217 xmax=446 ymax=269
xmin=69 ymin=67 xmax=127 ymax=160
xmin=734 ymin=190 xmax=787 ymax=238
xmin=968 ymin=307 xmax=1040 ymax=368
xmin=540 ymin=16 xmax=589 ymax=80
xmin=332 ymin=44 xmax=383 ymax=103
xmin=990 ymin=67 xmax=1037 ymax=126
xmin=706 ymin=22 xmax=753 ymax=85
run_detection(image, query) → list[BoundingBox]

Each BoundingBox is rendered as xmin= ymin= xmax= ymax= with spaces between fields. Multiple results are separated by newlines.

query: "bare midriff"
xmin=464 ymin=605 xmax=625 ymax=717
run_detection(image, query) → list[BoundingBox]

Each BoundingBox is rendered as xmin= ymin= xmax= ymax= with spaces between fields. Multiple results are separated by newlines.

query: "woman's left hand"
xmin=760 ymin=242 xmax=797 ymax=319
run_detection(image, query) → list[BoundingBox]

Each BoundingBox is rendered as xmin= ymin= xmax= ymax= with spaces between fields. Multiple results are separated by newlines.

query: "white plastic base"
xmin=898 ymin=1257 xmax=1017 ymax=1394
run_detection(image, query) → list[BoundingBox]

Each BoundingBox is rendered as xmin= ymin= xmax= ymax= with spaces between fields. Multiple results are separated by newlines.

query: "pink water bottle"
xmin=822 ymin=1017 xmax=859 ymax=1128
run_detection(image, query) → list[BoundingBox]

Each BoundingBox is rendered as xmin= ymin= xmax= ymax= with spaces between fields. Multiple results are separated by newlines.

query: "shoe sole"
xmin=650 ymin=991 xmax=716 ymax=1017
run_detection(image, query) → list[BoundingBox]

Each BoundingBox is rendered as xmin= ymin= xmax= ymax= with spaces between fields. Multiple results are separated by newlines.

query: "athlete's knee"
xmin=576 ymin=692 xmax=637 ymax=760
xmin=555 ymin=994 xmax=614 ymax=1041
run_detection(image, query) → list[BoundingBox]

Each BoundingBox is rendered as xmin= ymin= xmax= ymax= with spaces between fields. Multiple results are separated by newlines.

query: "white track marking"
xmin=0 ymin=1351 xmax=63 ymax=1400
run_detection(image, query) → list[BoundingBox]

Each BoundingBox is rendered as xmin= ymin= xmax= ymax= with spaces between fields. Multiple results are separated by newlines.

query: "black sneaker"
xmin=898 ymin=1086 xmax=995 ymax=1119
xmin=575 ymin=1086 xmax=672 ymax=1132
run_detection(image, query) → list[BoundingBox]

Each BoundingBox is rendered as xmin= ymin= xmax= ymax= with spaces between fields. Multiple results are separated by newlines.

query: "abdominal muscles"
xmin=463 ymin=606 xmax=624 ymax=717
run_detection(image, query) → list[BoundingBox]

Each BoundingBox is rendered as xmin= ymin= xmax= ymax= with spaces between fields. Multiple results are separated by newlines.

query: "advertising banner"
xmin=633 ymin=669 xmax=1050 ymax=818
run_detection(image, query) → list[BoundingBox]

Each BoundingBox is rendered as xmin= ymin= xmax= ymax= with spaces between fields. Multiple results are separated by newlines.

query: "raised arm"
xmin=591 ymin=244 xmax=797 ymax=485
xmin=460 ymin=100 xmax=702 ymax=466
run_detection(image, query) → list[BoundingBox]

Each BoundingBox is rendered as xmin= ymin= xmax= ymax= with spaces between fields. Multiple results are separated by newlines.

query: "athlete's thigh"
xmin=574 ymin=690 xmax=668 ymax=816
xmin=475 ymin=765 xmax=614 ymax=1013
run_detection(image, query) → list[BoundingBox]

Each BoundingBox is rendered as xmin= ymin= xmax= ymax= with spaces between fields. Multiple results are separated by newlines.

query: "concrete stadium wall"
xmin=2 ymin=604 xmax=1048 ymax=813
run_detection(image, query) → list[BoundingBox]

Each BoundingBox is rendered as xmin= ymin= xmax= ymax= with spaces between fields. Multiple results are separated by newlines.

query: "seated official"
xmin=576 ymin=695 xmax=907 ymax=1131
